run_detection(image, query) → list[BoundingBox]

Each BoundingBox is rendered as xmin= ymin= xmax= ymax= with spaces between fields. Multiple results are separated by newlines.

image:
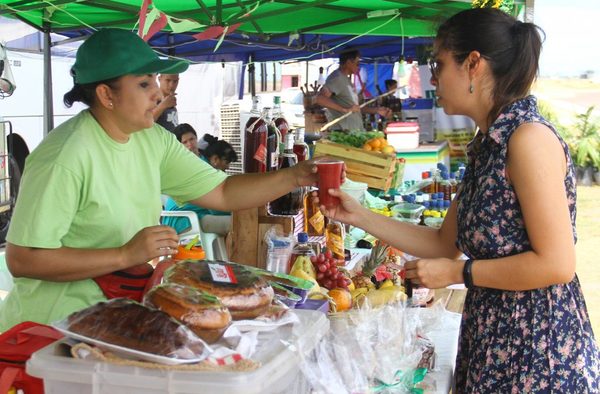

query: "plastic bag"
xmin=55 ymin=298 xmax=211 ymax=362
xmin=264 ymin=226 xmax=294 ymax=273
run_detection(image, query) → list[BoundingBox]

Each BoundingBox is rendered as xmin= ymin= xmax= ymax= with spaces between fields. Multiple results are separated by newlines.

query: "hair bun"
xmin=203 ymin=134 xmax=219 ymax=145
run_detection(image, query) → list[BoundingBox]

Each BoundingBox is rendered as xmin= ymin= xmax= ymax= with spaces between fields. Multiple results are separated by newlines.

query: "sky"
xmin=534 ymin=0 xmax=599 ymax=77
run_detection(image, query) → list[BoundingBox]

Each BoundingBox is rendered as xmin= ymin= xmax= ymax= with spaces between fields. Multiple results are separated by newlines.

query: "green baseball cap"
xmin=71 ymin=28 xmax=189 ymax=84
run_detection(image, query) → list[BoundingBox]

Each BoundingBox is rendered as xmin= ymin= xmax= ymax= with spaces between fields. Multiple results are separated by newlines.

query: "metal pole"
xmin=305 ymin=60 xmax=309 ymax=87
xmin=42 ymin=23 xmax=54 ymax=135
xmin=248 ymin=54 xmax=256 ymax=97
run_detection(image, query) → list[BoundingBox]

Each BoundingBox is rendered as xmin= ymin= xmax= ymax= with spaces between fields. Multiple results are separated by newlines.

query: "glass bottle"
xmin=243 ymin=97 xmax=268 ymax=173
xmin=303 ymin=188 xmax=325 ymax=236
xmin=325 ymin=220 xmax=345 ymax=264
xmin=272 ymin=96 xmax=289 ymax=145
xmin=264 ymin=108 xmax=281 ymax=172
xmin=288 ymin=232 xmax=316 ymax=273
xmin=293 ymin=127 xmax=310 ymax=162
xmin=268 ymin=132 xmax=304 ymax=215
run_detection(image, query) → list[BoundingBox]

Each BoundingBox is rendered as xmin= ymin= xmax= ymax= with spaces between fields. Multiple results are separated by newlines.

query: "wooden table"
xmin=434 ymin=286 xmax=467 ymax=314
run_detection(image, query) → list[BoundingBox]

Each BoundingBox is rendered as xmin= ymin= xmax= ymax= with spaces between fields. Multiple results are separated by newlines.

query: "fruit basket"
xmin=314 ymin=140 xmax=397 ymax=191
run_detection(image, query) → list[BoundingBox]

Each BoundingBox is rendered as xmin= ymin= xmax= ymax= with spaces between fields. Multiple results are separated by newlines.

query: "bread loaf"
xmin=67 ymin=298 xmax=206 ymax=359
xmin=164 ymin=260 xmax=274 ymax=320
xmin=145 ymin=284 xmax=232 ymax=343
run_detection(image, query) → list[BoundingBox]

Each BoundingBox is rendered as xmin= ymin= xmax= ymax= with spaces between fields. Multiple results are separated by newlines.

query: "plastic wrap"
xmin=264 ymin=226 xmax=294 ymax=273
xmin=54 ymin=298 xmax=211 ymax=364
xmin=163 ymin=260 xmax=275 ymax=320
xmin=299 ymin=302 xmax=435 ymax=393
xmin=144 ymin=283 xmax=232 ymax=344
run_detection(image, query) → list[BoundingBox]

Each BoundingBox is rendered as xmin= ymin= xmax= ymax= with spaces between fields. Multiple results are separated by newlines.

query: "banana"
xmin=290 ymin=255 xmax=316 ymax=279
xmin=290 ymin=268 xmax=321 ymax=294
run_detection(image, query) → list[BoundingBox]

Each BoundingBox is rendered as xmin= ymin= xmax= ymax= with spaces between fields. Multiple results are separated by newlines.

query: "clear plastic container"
xmin=27 ymin=310 xmax=329 ymax=394
xmin=391 ymin=202 xmax=425 ymax=220
xmin=288 ymin=232 xmax=316 ymax=273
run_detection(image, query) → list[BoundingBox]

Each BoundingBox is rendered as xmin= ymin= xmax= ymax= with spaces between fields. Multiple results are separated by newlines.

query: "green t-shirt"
xmin=0 ymin=110 xmax=227 ymax=330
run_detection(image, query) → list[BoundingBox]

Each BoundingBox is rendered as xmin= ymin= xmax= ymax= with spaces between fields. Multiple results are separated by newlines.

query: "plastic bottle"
xmin=293 ymin=127 xmax=310 ymax=161
xmin=268 ymin=132 xmax=304 ymax=215
xmin=243 ymin=96 xmax=268 ymax=173
xmin=272 ymin=96 xmax=288 ymax=151
xmin=264 ymin=108 xmax=281 ymax=172
xmin=449 ymin=172 xmax=458 ymax=196
xmin=422 ymin=171 xmax=436 ymax=194
xmin=438 ymin=172 xmax=452 ymax=201
xmin=304 ymin=189 xmax=325 ymax=236
xmin=288 ymin=232 xmax=316 ymax=273
xmin=325 ymin=220 xmax=345 ymax=264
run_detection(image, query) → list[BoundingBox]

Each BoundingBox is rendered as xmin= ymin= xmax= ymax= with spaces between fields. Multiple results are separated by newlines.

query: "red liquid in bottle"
xmin=243 ymin=116 xmax=268 ymax=173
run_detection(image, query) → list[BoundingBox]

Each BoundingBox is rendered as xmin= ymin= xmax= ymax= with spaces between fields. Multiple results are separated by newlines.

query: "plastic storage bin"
xmin=27 ymin=310 xmax=328 ymax=394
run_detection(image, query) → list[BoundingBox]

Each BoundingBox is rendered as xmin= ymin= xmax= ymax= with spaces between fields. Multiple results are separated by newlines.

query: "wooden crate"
xmin=314 ymin=140 xmax=397 ymax=191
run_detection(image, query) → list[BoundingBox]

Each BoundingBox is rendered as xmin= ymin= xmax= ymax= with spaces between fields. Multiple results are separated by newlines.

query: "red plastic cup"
xmin=316 ymin=159 xmax=344 ymax=209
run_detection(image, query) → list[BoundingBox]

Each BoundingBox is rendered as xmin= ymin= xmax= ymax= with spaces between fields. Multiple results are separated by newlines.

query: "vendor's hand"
xmin=404 ymin=258 xmax=463 ymax=289
xmin=318 ymin=188 xmax=365 ymax=227
xmin=161 ymin=93 xmax=177 ymax=109
xmin=345 ymin=104 xmax=360 ymax=113
xmin=377 ymin=106 xmax=392 ymax=118
xmin=289 ymin=159 xmax=319 ymax=188
xmin=120 ymin=225 xmax=179 ymax=267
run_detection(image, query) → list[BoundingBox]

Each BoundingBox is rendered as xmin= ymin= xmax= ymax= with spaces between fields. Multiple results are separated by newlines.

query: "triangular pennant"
xmin=143 ymin=11 xmax=168 ymax=41
xmin=137 ymin=0 xmax=153 ymax=38
xmin=167 ymin=16 xmax=205 ymax=33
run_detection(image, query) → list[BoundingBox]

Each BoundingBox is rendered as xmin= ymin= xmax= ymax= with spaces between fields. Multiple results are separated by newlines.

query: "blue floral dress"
xmin=455 ymin=96 xmax=599 ymax=393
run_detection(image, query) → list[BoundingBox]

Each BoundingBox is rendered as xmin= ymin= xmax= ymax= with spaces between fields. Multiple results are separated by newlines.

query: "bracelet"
xmin=463 ymin=259 xmax=474 ymax=289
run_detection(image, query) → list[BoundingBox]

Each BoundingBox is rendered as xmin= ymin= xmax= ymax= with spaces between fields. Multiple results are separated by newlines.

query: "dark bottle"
xmin=272 ymin=96 xmax=289 ymax=145
xmin=293 ymin=127 xmax=310 ymax=162
xmin=243 ymin=97 xmax=268 ymax=173
xmin=268 ymin=132 xmax=304 ymax=216
xmin=264 ymin=108 xmax=281 ymax=172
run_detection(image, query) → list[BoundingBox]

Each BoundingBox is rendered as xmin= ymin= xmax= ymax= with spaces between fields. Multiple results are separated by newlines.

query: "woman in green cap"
xmin=0 ymin=28 xmax=322 ymax=330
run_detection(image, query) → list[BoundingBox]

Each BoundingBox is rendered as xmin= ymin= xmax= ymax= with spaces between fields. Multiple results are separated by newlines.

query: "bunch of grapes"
xmin=310 ymin=250 xmax=351 ymax=290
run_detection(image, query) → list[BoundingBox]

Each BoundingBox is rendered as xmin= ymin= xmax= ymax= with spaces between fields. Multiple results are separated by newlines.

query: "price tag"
xmin=208 ymin=263 xmax=238 ymax=284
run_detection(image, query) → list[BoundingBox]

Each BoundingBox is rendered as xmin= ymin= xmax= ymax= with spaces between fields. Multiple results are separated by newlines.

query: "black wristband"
xmin=463 ymin=258 xmax=474 ymax=289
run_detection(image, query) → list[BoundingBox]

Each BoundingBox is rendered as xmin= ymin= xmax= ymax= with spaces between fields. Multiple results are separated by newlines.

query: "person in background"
xmin=173 ymin=123 xmax=200 ymax=156
xmin=153 ymin=73 xmax=180 ymax=132
xmin=380 ymin=79 xmax=402 ymax=123
xmin=0 ymin=28 xmax=323 ymax=331
xmin=316 ymin=49 xmax=391 ymax=131
xmin=321 ymin=8 xmax=598 ymax=392
xmin=163 ymin=130 xmax=238 ymax=237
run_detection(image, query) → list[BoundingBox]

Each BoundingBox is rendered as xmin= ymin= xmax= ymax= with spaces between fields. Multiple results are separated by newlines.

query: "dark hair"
xmin=63 ymin=77 xmax=120 ymax=108
xmin=339 ymin=49 xmax=360 ymax=65
xmin=385 ymin=79 xmax=397 ymax=90
xmin=436 ymin=8 xmax=544 ymax=124
xmin=203 ymin=134 xmax=238 ymax=163
xmin=173 ymin=123 xmax=197 ymax=142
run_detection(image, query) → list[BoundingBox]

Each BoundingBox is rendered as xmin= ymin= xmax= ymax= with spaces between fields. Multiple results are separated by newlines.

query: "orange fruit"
xmin=363 ymin=144 xmax=373 ymax=151
xmin=378 ymin=137 xmax=388 ymax=147
xmin=329 ymin=288 xmax=352 ymax=312
xmin=369 ymin=138 xmax=381 ymax=149
xmin=382 ymin=145 xmax=395 ymax=155
xmin=174 ymin=245 xmax=206 ymax=260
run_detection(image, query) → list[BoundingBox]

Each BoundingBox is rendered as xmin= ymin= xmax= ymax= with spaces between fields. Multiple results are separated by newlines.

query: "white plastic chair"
xmin=160 ymin=210 xmax=227 ymax=261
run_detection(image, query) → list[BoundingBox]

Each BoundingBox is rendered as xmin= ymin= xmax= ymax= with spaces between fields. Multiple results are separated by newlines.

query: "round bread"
xmin=145 ymin=284 xmax=232 ymax=343
xmin=164 ymin=260 xmax=274 ymax=320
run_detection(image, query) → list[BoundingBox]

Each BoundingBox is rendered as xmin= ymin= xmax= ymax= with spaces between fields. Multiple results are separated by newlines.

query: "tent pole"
xmin=305 ymin=61 xmax=309 ymax=87
xmin=42 ymin=22 xmax=54 ymax=136
xmin=249 ymin=54 xmax=256 ymax=97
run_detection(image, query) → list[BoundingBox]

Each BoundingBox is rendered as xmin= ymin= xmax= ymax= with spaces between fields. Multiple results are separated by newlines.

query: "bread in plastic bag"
xmin=144 ymin=283 xmax=232 ymax=344
xmin=60 ymin=298 xmax=210 ymax=361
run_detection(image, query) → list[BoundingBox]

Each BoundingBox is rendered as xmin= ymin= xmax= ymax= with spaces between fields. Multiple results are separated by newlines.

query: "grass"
xmin=575 ymin=185 xmax=600 ymax=337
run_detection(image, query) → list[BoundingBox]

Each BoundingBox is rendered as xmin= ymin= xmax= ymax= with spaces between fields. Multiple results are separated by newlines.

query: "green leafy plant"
xmin=571 ymin=106 xmax=600 ymax=169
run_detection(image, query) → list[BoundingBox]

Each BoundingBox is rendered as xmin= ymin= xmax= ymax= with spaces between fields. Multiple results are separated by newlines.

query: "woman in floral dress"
xmin=323 ymin=8 xmax=599 ymax=393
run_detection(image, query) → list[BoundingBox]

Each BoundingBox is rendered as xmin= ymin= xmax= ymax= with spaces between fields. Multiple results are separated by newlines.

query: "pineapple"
xmin=352 ymin=242 xmax=389 ymax=290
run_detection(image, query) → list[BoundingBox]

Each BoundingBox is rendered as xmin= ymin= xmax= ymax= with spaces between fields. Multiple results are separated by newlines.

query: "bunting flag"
xmin=141 ymin=7 xmax=168 ymax=41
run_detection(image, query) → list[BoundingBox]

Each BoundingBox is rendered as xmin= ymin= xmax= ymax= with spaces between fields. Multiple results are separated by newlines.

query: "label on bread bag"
xmin=208 ymin=263 xmax=238 ymax=284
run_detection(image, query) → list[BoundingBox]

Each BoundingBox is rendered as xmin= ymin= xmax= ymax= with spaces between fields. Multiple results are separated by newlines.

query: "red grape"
xmin=318 ymin=264 xmax=327 ymax=273
xmin=337 ymin=278 xmax=347 ymax=288
xmin=323 ymin=279 xmax=333 ymax=289
xmin=317 ymin=272 xmax=325 ymax=280
xmin=310 ymin=255 xmax=318 ymax=264
xmin=317 ymin=254 xmax=325 ymax=263
xmin=324 ymin=250 xmax=333 ymax=259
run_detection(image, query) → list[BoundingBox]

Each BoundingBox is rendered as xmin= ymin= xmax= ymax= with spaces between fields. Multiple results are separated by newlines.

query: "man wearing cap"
xmin=0 ymin=28 xmax=320 ymax=330
xmin=316 ymin=49 xmax=392 ymax=131
xmin=153 ymin=73 xmax=180 ymax=132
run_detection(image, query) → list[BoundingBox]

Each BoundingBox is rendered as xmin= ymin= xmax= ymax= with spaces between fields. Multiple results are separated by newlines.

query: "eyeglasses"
xmin=429 ymin=59 xmax=440 ymax=80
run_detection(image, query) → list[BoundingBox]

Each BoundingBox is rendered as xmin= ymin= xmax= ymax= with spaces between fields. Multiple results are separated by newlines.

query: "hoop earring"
xmin=469 ymin=83 xmax=474 ymax=94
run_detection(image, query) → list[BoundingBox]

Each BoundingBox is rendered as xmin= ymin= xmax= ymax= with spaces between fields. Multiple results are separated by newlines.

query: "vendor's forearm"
xmin=197 ymin=169 xmax=298 ymax=212
xmin=6 ymin=243 xmax=129 ymax=282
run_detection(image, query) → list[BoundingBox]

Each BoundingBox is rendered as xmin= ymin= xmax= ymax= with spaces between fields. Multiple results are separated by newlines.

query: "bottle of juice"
xmin=293 ymin=128 xmax=310 ymax=162
xmin=264 ymin=108 xmax=281 ymax=172
xmin=304 ymin=189 xmax=325 ymax=236
xmin=288 ymin=232 xmax=316 ymax=273
xmin=272 ymin=95 xmax=289 ymax=145
xmin=268 ymin=132 xmax=304 ymax=215
xmin=325 ymin=220 xmax=345 ymax=264
xmin=243 ymin=97 xmax=268 ymax=173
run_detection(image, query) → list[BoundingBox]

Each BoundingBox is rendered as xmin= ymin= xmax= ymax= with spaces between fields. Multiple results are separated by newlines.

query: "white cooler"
xmin=385 ymin=122 xmax=420 ymax=150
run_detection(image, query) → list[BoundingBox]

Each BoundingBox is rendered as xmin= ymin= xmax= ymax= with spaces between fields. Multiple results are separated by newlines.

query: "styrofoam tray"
xmin=52 ymin=325 xmax=209 ymax=365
